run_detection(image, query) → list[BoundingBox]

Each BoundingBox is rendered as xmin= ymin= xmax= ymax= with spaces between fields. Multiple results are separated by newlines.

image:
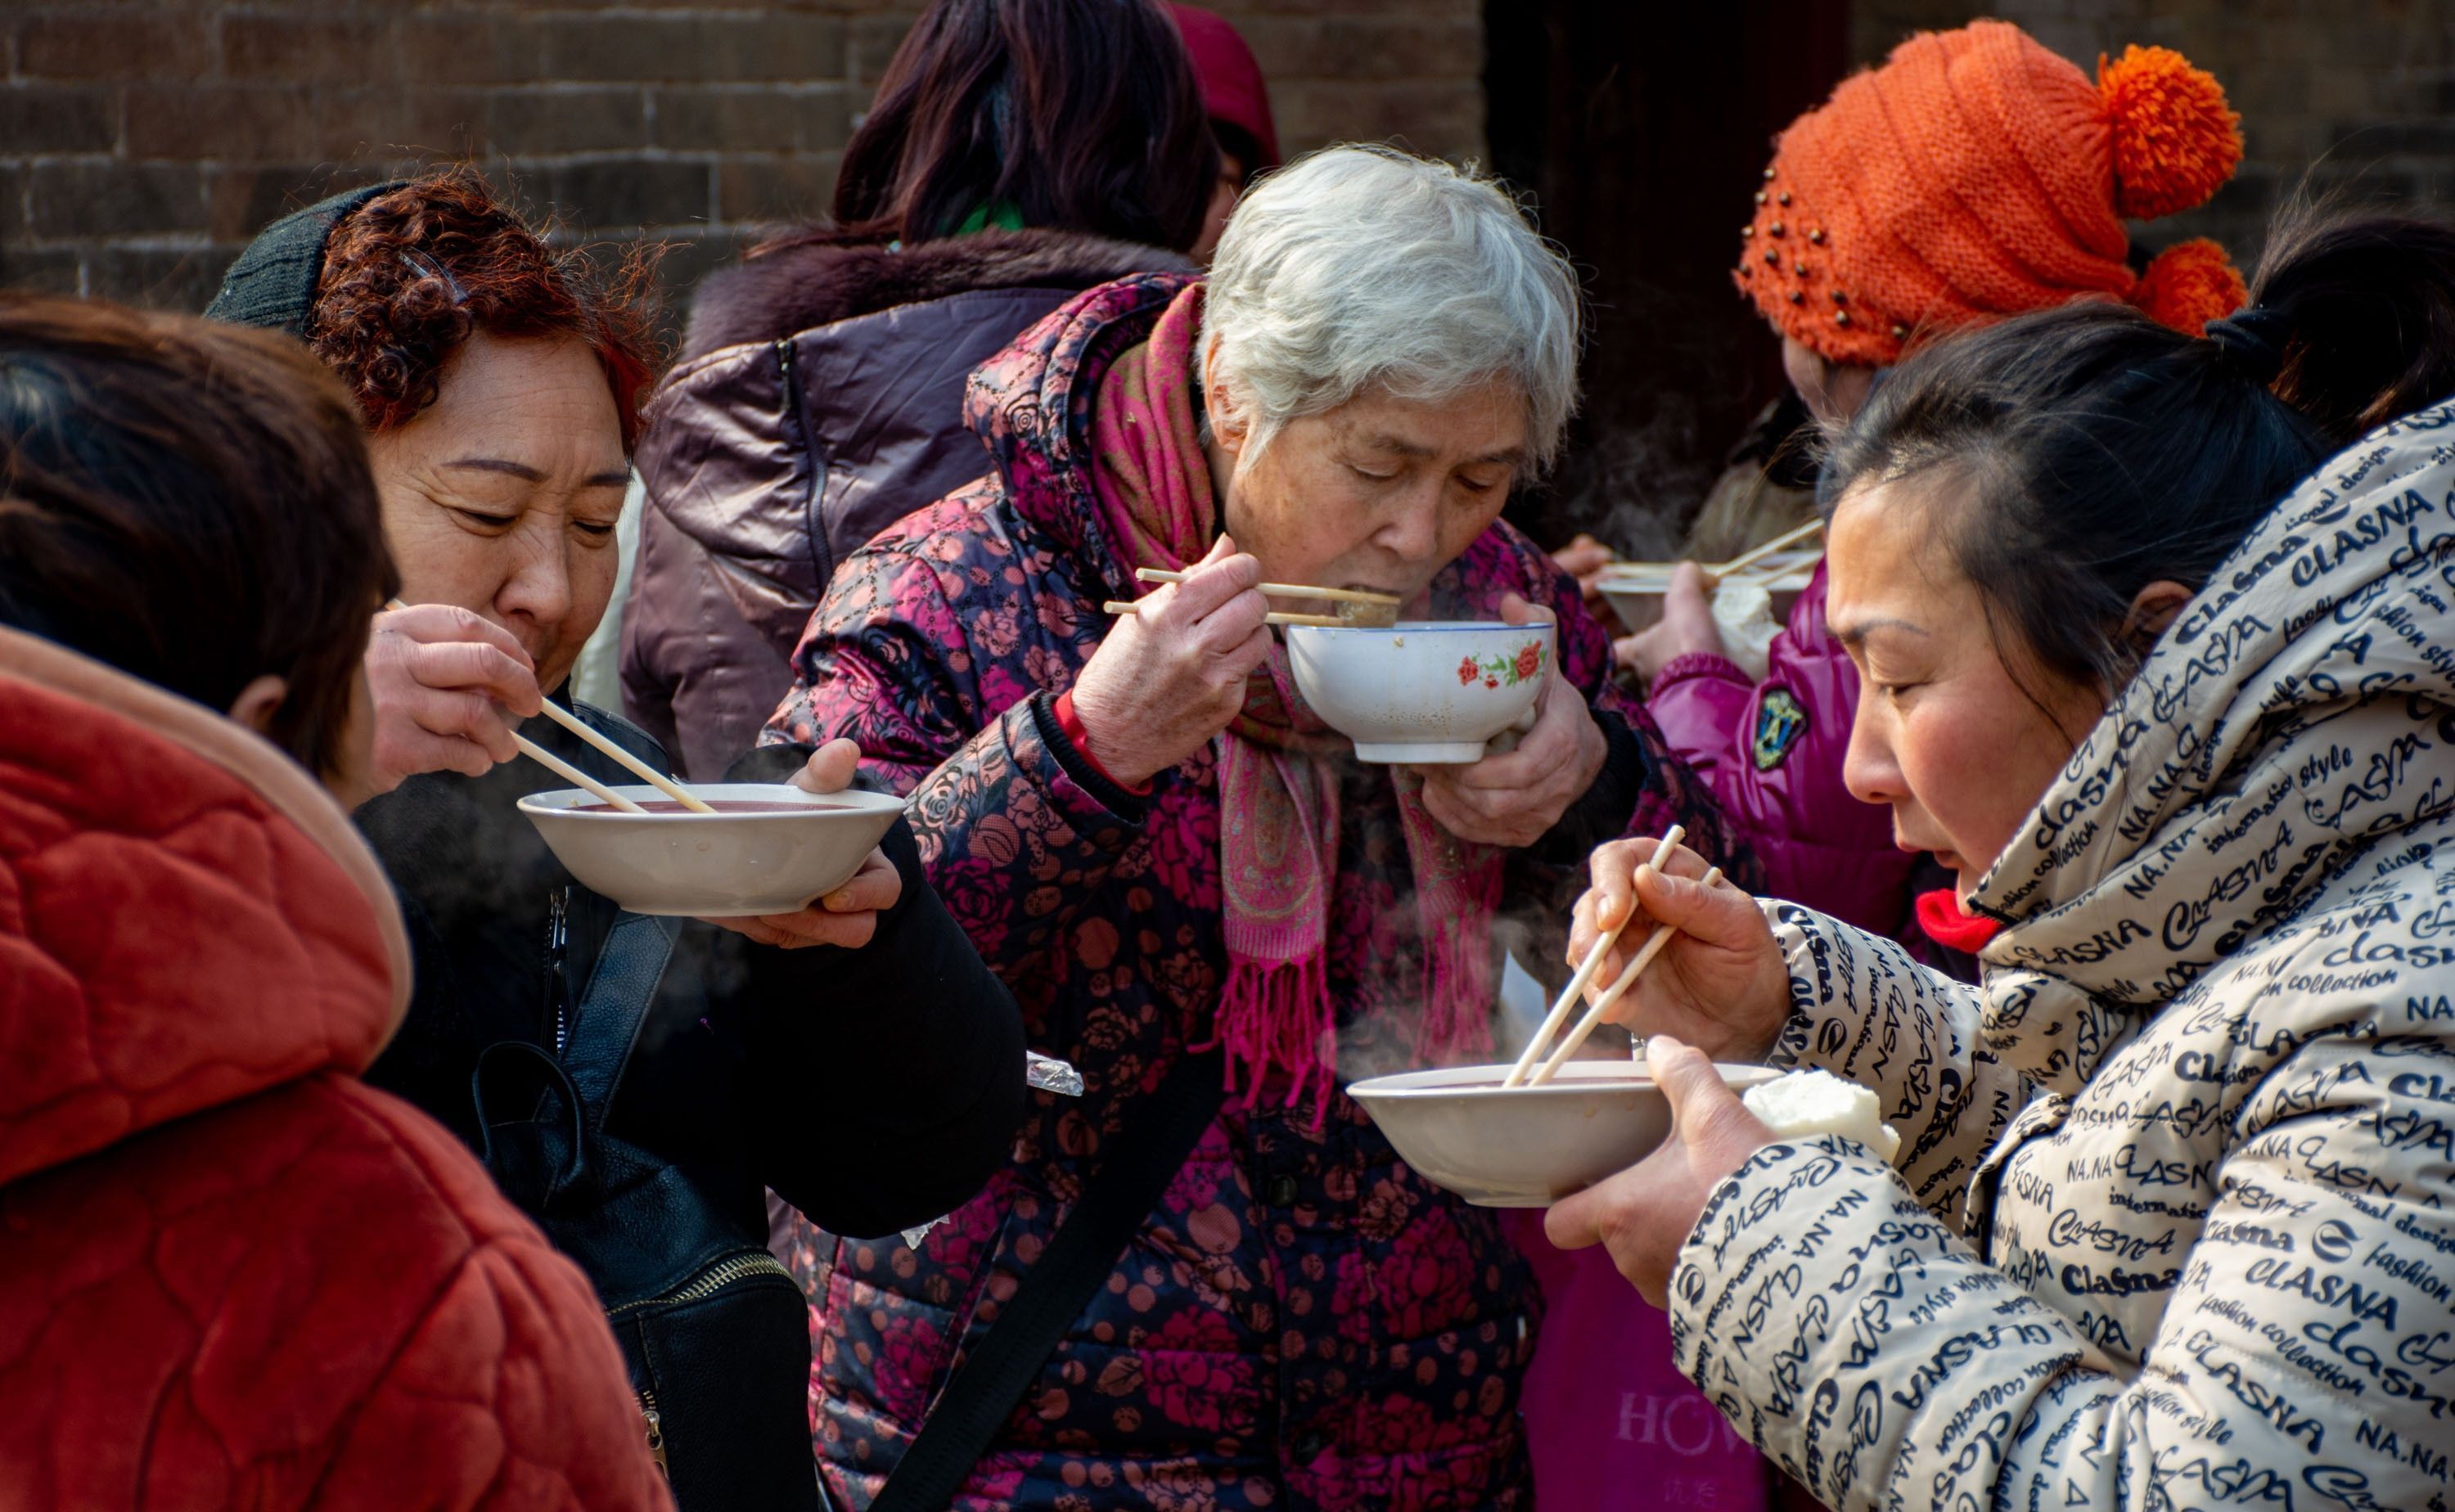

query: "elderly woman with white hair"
xmin=764 ymin=145 xmax=1746 ymax=1510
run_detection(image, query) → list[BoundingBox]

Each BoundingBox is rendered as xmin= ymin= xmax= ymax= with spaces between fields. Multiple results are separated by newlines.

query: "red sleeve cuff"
xmin=1052 ymin=690 xmax=1153 ymax=796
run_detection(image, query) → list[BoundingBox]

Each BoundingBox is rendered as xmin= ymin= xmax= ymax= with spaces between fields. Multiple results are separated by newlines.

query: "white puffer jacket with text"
xmin=1674 ymin=404 xmax=2455 ymax=1512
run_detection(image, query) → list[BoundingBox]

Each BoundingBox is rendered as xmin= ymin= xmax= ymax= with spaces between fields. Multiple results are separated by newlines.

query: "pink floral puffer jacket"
xmin=765 ymin=273 xmax=1747 ymax=1511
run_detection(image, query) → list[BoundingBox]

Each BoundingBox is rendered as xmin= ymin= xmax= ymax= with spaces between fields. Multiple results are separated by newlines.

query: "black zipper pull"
xmin=544 ymin=885 xmax=572 ymax=1055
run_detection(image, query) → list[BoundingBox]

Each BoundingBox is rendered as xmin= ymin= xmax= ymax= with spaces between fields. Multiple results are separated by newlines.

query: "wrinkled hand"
xmin=359 ymin=602 xmax=543 ymax=802
xmin=701 ymin=739 xmax=901 ymax=949
xmin=1413 ymin=595 xmax=1605 ymax=848
xmin=1071 ymin=535 xmax=1271 ymax=787
xmin=1615 ymin=561 xmax=1725 ymax=685
xmin=1568 ymin=836 xmax=1791 ymax=1060
xmin=1544 ymin=1036 xmax=1774 ymax=1305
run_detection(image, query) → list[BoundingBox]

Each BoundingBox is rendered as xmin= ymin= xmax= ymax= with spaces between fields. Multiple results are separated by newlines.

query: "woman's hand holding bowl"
xmin=1070 ymin=536 xmax=1272 ymax=788
xmin=1543 ymin=1035 xmax=1775 ymax=1305
xmin=1413 ymin=595 xmax=1605 ymax=847
xmin=700 ymin=738 xmax=902 ymax=950
xmin=358 ymin=601 xmax=543 ymax=803
xmin=1567 ymin=835 xmax=1793 ymax=1061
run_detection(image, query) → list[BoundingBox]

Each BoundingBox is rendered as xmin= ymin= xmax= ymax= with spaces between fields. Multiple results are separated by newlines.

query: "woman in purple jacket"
xmin=764 ymin=146 xmax=1748 ymax=1510
xmin=1628 ymin=22 xmax=2253 ymax=952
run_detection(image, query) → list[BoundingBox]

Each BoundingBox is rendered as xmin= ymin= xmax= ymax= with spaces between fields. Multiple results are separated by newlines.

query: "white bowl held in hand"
xmin=1349 ymin=1060 xmax=1783 ymax=1207
xmin=519 ymin=782 xmax=908 ymax=917
xmin=1284 ymin=621 xmax=1555 ymax=763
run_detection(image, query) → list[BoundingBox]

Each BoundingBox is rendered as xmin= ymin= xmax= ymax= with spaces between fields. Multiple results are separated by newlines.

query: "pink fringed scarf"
xmin=1089 ymin=283 xmax=1505 ymax=1111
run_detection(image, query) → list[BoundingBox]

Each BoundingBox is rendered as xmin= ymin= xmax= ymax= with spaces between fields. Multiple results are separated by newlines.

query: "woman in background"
xmin=623 ymin=0 xmax=1222 ymax=779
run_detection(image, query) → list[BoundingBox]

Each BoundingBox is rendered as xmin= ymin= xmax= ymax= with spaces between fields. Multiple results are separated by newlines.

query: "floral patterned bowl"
xmin=1349 ymin=1060 xmax=1784 ymax=1206
xmin=1283 ymin=621 xmax=1554 ymax=763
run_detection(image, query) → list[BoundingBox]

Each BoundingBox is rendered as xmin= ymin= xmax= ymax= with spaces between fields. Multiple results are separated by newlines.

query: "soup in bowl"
xmin=1349 ymin=1060 xmax=1782 ymax=1207
xmin=520 ymin=781 xmax=907 ymax=916
xmin=1284 ymin=620 xmax=1553 ymax=763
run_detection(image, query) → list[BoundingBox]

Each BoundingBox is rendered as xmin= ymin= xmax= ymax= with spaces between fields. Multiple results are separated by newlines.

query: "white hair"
xmin=1200 ymin=145 xmax=1583 ymax=471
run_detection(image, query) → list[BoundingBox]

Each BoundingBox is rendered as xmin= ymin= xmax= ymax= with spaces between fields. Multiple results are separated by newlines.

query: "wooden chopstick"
xmin=381 ymin=598 xmax=696 ymax=813
xmin=1133 ymin=567 xmax=1400 ymax=607
xmin=1502 ymin=825 xmax=1683 ymax=1087
xmin=1103 ymin=599 xmax=1345 ymax=628
xmin=531 ymin=699 xmax=716 ymax=813
xmin=1527 ymin=866 xmax=1724 ymax=1086
xmin=1705 ymin=518 xmax=1823 ymax=584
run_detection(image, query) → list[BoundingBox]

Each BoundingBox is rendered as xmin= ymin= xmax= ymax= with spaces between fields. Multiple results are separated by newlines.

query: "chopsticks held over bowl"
xmin=1702 ymin=517 xmax=1822 ymax=586
xmin=1502 ymin=826 xmax=1682 ymax=1088
xmin=381 ymin=600 xmax=708 ymax=814
xmin=1103 ymin=599 xmax=1348 ymax=628
xmin=1126 ymin=567 xmax=1403 ymax=628
xmin=1526 ymin=863 xmax=1726 ymax=1087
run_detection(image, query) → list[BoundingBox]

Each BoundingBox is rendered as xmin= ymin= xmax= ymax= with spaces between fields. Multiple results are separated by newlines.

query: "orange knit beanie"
xmin=1737 ymin=20 xmax=2247 ymax=367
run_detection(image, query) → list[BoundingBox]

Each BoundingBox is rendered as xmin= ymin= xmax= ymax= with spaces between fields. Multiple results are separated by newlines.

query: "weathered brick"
xmin=548 ymin=156 xmax=712 ymax=229
xmin=397 ymin=14 xmax=547 ymax=87
xmin=1315 ymin=18 xmax=1484 ymax=83
xmin=1 ymin=246 xmax=85 ymax=299
xmin=490 ymin=87 xmax=649 ymax=153
xmin=219 ymin=15 xmax=394 ymax=83
xmin=538 ymin=15 xmax=845 ymax=83
xmin=847 ymin=13 xmax=915 ymax=85
xmin=0 ymin=86 xmax=118 ymax=154
xmin=29 ymin=160 xmax=205 ymax=239
xmin=716 ymin=153 xmax=839 ymax=223
xmin=653 ymin=85 xmax=854 ymax=155
xmin=314 ymin=88 xmax=488 ymax=158
xmin=18 ymin=11 xmax=213 ymax=82
xmin=205 ymin=163 xmax=393 ymax=244
xmin=0 ymin=166 xmax=24 ymax=246
xmin=125 ymin=85 xmax=316 ymax=160
xmin=90 ymin=243 xmax=231 ymax=313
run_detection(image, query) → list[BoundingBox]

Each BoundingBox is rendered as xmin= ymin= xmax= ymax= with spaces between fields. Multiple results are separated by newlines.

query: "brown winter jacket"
xmin=621 ymin=229 xmax=1194 ymax=777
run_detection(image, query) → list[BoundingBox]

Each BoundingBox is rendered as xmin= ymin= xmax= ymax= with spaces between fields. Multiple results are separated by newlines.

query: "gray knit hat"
xmin=203 ymin=181 xmax=408 ymax=336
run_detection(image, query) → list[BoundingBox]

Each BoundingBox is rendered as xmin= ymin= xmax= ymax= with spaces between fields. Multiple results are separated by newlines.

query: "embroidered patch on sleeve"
xmin=1751 ymin=687 xmax=1807 ymax=771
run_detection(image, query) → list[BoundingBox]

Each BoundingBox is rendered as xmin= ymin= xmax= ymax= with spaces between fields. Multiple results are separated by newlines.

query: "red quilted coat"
xmin=0 ymin=627 xmax=672 ymax=1512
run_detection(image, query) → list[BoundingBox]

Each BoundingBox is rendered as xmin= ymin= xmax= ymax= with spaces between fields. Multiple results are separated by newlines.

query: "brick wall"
xmin=0 ymin=0 xmax=1484 ymax=323
xmin=1853 ymin=0 xmax=2455 ymax=263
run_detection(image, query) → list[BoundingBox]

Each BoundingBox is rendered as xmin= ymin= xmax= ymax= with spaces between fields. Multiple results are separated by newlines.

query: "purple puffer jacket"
xmin=1645 ymin=562 xmax=1917 ymax=938
xmin=622 ymin=229 xmax=1192 ymax=778
xmin=764 ymin=273 xmax=1751 ymax=1510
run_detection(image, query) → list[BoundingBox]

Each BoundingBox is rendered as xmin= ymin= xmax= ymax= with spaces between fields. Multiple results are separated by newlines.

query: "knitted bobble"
xmin=2131 ymin=237 xmax=2247 ymax=334
xmin=2099 ymin=45 xmax=2243 ymax=220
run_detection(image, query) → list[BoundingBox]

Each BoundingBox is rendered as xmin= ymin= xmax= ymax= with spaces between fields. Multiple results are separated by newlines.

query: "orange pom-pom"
xmin=2131 ymin=238 xmax=2246 ymax=334
xmin=2099 ymin=44 xmax=2242 ymax=220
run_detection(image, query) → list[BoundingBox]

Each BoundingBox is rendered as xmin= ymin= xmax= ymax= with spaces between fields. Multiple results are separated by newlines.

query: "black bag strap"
xmin=871 ymin=1047 xmax=1226 ymax=1512
xmin=561 ymin=911 xmax=681 ymax=1130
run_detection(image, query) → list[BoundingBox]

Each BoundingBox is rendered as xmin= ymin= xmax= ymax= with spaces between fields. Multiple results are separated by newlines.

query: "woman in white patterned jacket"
xmin=1547 ymin=212 xmax=2455 ymax=1512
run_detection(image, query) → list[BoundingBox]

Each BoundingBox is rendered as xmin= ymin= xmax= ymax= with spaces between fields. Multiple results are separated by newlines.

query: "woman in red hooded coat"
xmin=0 ymin=298 xmax=669 ymax=1510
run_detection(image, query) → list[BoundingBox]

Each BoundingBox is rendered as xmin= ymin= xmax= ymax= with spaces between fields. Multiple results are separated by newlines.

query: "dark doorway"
xmin=1487 ymin=0 xmax=1852 ymax=555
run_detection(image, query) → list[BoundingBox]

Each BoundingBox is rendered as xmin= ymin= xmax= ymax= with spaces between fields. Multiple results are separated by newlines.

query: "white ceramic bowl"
xmin=518 ymin=782 xmax=908 ymax=917
xmin=1349 ymin=1060 xmax=1783 ymax=1207
xmin=1596 ymin=553 xmax=1818 ymax=634
xmin=1283 ymin=621 xmax=1554 ymax=763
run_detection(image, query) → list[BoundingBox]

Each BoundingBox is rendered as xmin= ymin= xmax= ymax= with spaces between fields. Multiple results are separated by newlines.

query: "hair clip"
xmin=400 ymin=250 xmax=468 ymax=305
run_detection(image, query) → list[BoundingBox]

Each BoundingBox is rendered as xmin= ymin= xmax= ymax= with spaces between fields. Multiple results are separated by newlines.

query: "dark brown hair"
xmin=309 ymin=168 xmax=660 ymax=449
xmin=1824 ymin=207 xmax=2455 ymax=701
xmin=0 ymin=295 xmax=399 ymax=777
xmin=817 ymin=0 xmax=1217 ymax=252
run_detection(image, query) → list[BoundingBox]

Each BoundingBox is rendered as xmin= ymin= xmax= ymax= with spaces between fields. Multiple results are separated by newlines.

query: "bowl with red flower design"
xmin=1349 ymin=1060 xmax=1783 ymax=1207
xmin=1283 ymin=621 xmax=1554 ymax=763
xmin=519 ymin=782 xmax=908 ymax=916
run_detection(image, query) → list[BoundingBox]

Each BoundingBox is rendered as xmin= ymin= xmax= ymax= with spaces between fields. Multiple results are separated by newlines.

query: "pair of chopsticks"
xmin=381 ymin=601 xmax=712 ymax=815
xmin=1104 ymin=567 xmax=1402 ymax=628
xmin=1702 ymin=517 xmax=1822 ymax=587
xmin=1502 ymin=824 xmax=1725 ymax=1087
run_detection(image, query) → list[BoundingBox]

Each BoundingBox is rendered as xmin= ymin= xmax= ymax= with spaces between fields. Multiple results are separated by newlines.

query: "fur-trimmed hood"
xmin=678 ymin=227 xmax=1195 ymax=363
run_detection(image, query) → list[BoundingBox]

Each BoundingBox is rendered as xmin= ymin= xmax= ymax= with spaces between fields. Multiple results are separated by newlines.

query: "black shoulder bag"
xmin=870 ymin=1047 xmax=1225 ymax=1512
xmin=474 ymin=911 xmax=820 ymax=1512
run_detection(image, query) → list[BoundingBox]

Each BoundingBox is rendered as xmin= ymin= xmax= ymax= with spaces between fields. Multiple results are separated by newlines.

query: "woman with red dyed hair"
xmin=207 ymin=171 xmax=1027 ymax=1511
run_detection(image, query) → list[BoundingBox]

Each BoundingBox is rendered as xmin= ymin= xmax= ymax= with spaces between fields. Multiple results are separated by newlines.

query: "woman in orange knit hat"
xmin=1635 ymin=20 xmax=2248 ymax=952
